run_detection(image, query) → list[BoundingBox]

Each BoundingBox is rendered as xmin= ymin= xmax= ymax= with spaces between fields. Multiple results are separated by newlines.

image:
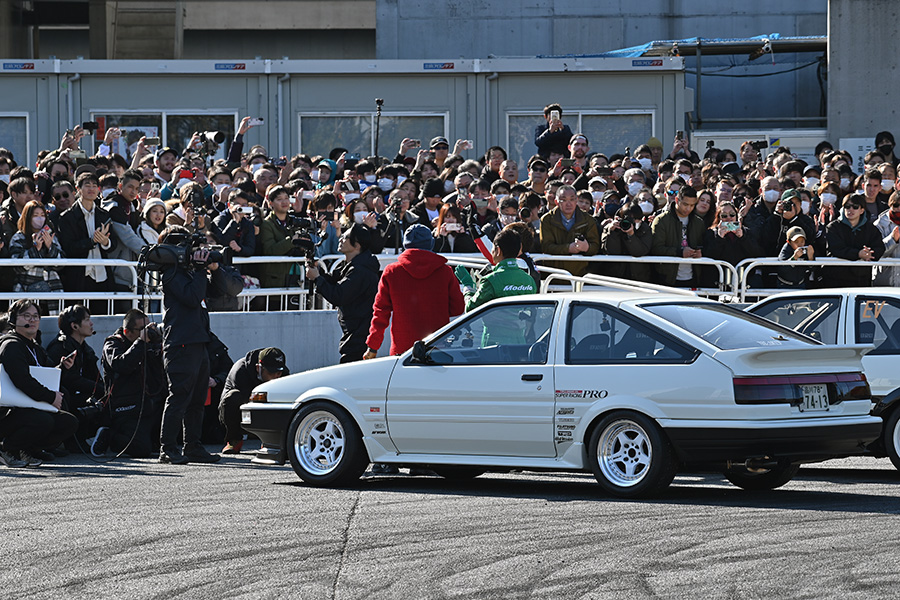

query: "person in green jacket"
xmin=455 ymin=228 xmax=537 ymax=345
xmin=258 ymin=185 xmax=300 ymax=289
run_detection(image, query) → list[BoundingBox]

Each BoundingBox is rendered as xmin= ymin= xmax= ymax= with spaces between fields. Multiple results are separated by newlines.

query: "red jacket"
xmin=367 ymin=249 xmax=465 ymax=355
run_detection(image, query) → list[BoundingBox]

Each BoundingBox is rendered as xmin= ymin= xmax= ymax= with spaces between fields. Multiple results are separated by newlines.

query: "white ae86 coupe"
xmin=241 ymin=292 xmax=880 ymax=498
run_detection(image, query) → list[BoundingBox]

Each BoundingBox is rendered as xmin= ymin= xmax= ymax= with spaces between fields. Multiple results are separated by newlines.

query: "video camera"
xmin=283 ymin=212 xmax=327 ymax=260
xmin=137 ymin=229 xmax=225 ymax=273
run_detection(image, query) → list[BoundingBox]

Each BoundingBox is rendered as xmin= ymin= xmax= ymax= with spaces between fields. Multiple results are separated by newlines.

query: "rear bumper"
xmin=664 ymin=416 xmax=883 ymax=467
xmin=240 ymin=402 xmax=294 ymax=465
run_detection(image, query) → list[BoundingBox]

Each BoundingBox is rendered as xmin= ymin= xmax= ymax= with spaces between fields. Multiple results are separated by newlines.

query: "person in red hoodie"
xmin=364 ymin=224 xmax=465 ymax=358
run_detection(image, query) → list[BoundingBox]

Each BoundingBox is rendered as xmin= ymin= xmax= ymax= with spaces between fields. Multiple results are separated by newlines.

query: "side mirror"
xmin=411 ymin=340 xmax=431 ymax=364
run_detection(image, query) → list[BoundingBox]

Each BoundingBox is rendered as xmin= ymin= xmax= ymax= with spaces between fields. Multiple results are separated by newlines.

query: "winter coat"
xmin=366 ymin=248 xmax=465 ymax=355
xmin=538 ymin=207 xmax=601 ymax=276
xmin=315 ymin=251 xmax=381 ymax=361
xmin=650 ymin=209 xmax=705 ymax=286
xmin=46 ymin=332 xmax=105 ymax=403
xmin=825 ymin=211 xmax=885 ymax=287
xmin=874 ymin=210 xmax=900 ymax=286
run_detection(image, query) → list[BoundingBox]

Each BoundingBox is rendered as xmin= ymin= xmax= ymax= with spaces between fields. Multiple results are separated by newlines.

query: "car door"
xmin=385 ymin=301 xmax=559 ymax=458
xmin=853 ymin=295 xmax=900 ymax=398
xmin=747 ymin=295 xmax=844 ymax=344
xmin=552 ymin=302 xmax=700 ymax=456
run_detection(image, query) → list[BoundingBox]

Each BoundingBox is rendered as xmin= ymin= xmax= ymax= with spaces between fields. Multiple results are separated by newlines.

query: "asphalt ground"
xmin=2 ymin=445 xmax=900 ymax=599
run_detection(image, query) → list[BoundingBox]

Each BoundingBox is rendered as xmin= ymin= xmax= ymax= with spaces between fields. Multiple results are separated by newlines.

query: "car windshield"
xmin=643 ymin=303 xmax=816 ymax=350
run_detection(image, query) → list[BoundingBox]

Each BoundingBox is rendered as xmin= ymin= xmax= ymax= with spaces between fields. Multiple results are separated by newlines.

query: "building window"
xmin=299 ymin=113 xmax=447 ymax=159
xmin=0 ymin=115 xmax=29 ymax=167
xmin=90 ymin=112 xmax=237 ymax=162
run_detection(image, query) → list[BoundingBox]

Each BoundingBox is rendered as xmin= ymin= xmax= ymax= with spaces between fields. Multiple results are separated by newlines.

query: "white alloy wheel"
xmin=596 ymin=418 xmax=652 ymax=487
xmin=294 ymin=410 xmax=346 ymax=475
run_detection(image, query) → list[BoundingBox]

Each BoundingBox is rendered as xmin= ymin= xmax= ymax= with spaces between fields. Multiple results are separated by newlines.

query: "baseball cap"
xmin=786 ymin=226 xmax=806 ymax=242
xmin=258 ymin=347 xmax=286 ymax=372
xmin=156 ymin=147 xmax=178 ymax=160
xmin=430 ymin=136 xmax=449 ymax=149
xmin=781 ymin=189 xmax=800 ymax=203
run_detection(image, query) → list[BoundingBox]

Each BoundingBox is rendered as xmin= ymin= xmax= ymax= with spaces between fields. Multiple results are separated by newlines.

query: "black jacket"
xmin=207 ymin=332 xmax=233 ymax=389
xmin=205 ymin=264 xmax=246 ymax=312
xmin=46 ymin=333 xmax=105 ymax=401
xmin=55 ymin=202 xmax=118 ymax=290
xmin=825 ymin=212 xmax=886 ymax=287
xmin=209 ymin=212 xmax=257 ymax=257
xmin=534 ymin=122 xmax=574 ymax=159
xmin=101 ymin=327 xmax=164 ymax=406
xmin=315 ymin=251 xmax=381 ymax=335
xmin=160 ymin=264 xmax=232 ymax=347
xmin=0 ymin=331 xmax=56 ymax=404
xmin=432 ymin=233 xmax=478 ymax=254
xmin=221 ymin=348 xmax=291 ymax=407
xmin=761 ymin=213 xmax=816 ymax=257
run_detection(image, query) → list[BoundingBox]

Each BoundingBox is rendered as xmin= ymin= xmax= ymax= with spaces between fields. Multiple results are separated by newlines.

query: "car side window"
xmin=427 ymin=302 xmax=557 ymax=365
xmin=856 ymin=297 xmax=900 ymax=354
xmin=750 ymin=297 xmax=841 ymax=344
xmin=566 ymin=303 xmax=695 ymax=364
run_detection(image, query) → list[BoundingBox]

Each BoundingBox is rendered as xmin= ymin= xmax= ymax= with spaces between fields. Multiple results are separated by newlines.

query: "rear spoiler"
xmin=716 ymin=344 xmax=871 ymax=375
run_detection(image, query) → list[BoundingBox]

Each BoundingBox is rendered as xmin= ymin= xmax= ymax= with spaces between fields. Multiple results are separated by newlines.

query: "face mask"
xmin=604 ymin=203 xmax=619 ymax=218
xmin=310 ymin=169 xmax=320 ymax=181
xmin=364 ymin=173 xmax=376 ymax=183
xmin=353 ymin=210 xmax=368 ymax=224
xmin=840 ymin=177 xmax=851 ymax=190
xmin=215 ymin=183 xmax=230 ymax=195
xmin=344 ymin=192 xmax=360 ymax=203
xmin=249 ymin=163 xmax=263 ymax=173
xmin=444 ymin=180 xmax=455 ymax=192
xmin=721 ymin=161 xmax=736 ymax=168
xmin=377 ymin=178 xmax=394 ymax=191
xmin=763 ymin=189 xmax=780 ymax=204
xmin=633 ymin=220 xmax=642 ymax=230
xmin=639 ymin=201 xmax=655 ymax=215
xmin=801 ymin=200 xmax=810 ymax=214
xmin=31 ymin=216 xmax=46 ymax=230
xmin=591 ymin=191 xmax=604 ymax=203
xmin=804 ymin=177 xmax=819 ymax=191
xmin=494 ymin=194 xmax=509 ymax=203
xmin=627 ymin=182 xmax=644 ymax=197
xmin=821 ymin=193 xmax=837 ymax=206
xmin=176 ymin=178 xmax=193 ymax=190
xmin=678 ymin=172 xmax=690 ymax=182
xmin=879 ymin=144 xmax=894 ymax=156
xmin=637 ymin=157 xmax=652 ymax=170
xmin=396 ymin=175 xmax=407 ymax=186
xmin=883 ymin=180 xmax=895 ymax=192
xmin=0 ymin=174 xmax=9 ymax=183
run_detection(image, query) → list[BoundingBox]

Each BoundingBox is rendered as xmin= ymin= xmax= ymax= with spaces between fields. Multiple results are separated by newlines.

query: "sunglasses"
xmin=433 ymin=145 xmax=449 ymax=150
xmin=666 ymin=190 xmax=679 ymax=196
xmin=530 ymin=167 xmax=548 ymax=173
xmin=845 ymin=204 xmax=863 ymax=210
xmin=890 ymin=204 xmax=900 ymax=210
xmin=53 ymin=192 xmax=71 ymax=201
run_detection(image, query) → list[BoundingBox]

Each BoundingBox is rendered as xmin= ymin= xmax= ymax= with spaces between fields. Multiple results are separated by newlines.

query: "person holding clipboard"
xmin=0 ymin=299 xmax=78 ymax=467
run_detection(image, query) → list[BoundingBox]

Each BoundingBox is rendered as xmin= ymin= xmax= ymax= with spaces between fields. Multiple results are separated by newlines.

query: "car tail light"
xmin=250 ymin=392 xmax=268 ymax=403
xmin=733 ymin=373 xmax=870 ymax=406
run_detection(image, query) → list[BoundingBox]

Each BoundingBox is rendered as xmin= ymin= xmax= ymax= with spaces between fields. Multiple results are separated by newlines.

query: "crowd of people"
xmin=0 ymin=107 xmax=896 ymax=307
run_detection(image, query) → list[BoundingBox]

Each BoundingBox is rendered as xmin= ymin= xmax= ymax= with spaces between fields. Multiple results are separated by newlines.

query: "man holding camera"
xmin=102 ymin=309 xmax=165 ymax=458
xmin=209 ymin=189 xmax=256 ymax=258
xmin=306 ymin=224 xmax=380 ymax=363
xmin=219 ymin=347 xmax=288 ymax=454
xmin=156 ymin=225 xmax=231 ymax=464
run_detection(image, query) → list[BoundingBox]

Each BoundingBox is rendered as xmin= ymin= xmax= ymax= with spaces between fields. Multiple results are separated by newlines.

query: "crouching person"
xmin=101 ymin=309 xmax=165 ymax=458
xmin=219 ymin=347 xmax=288 ymax=454
xmin=0 ymin=299 xmax=78 ymax=468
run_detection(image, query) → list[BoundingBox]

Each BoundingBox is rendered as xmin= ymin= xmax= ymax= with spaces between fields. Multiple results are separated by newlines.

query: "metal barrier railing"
xmin=734 ymin=257 xmax=900 ymax=302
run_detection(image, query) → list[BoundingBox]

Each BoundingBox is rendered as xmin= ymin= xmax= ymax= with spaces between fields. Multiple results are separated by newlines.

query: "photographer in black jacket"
xmin=0 ymin=299 xmax=78 ymax=467
xmin=305 ymin=224 xmax=381 ymax=363
xmin=156 ymin=225 xmax=232 ymax=464
xmin=102 ymin=309 xmax=165 ymax=458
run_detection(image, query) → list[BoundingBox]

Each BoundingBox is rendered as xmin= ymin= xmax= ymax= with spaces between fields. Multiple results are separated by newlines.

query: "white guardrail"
xmin=0 ymin=253 xmax=893 ymax=314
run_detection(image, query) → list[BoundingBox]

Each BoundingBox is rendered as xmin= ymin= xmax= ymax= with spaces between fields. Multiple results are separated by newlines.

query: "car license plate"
xmin=799 ymin=384 xmax=829 ymax=412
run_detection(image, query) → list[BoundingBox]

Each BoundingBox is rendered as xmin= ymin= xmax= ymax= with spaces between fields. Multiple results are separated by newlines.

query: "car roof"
xmin=749 ymin=287 xmax=900 ymax=306
xmin=522 ymin=290 xmax=715 ymax=305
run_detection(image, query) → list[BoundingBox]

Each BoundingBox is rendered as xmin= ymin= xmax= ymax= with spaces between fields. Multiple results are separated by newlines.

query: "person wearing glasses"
xmin=48 ymin=180 xmax=76 ymax=227
xmin=825 ymin=193 xmax=885 ymax=287
xmin=0 ymin=299 xmax=78 ymax=468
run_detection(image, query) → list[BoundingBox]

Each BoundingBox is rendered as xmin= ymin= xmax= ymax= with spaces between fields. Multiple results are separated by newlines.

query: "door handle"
xmin=522 ymin=374 xmax=543 ymax=381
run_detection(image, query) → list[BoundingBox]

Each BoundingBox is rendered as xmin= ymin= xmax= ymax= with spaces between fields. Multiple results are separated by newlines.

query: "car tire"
xmin=723 ymin=460 xmax=799 ymax=491
xmin=884 ymin=410 xmax=900 ymax=471
xmin=587 ymin=411 xmax=677 ymax=498
xmin=431 ymin=465 xmax=485 ymax=480
xmin=287 ymin=402 xmax=368 ymax=486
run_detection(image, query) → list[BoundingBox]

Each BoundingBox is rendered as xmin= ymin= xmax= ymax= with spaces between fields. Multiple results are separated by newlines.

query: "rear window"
xmin=643 ymin=303 xmax=816 ymax=350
